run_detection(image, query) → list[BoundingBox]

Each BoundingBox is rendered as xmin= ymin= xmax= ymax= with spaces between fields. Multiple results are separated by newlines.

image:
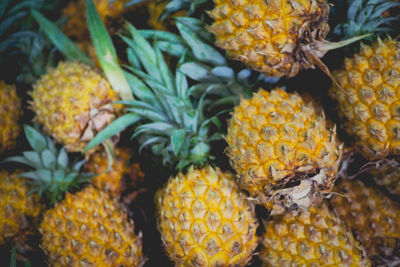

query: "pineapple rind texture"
xmin=0 ymin=81 xmax=21 ymax=154
xmin=331 ymin=179 xmax=400 ymax=260
xmin=0 ymin=170 xmax=42 ymax=245
xmin=370 ymin=165 xmax=400 ymax=195
xmin=62 ymin=0 xmax=130 ymax=41
xmin=330 ymin=38 xmax=400 ymax=160
xmin=260 ymin=202 xmax=370 ymax=266
xmin=208 ymin=0 xmax=330 ymax=77
xmin=85 ymin=147 xmax=145 ymax=197
xmin=227 ymin=88 xmax=342 ymax=215
xmin=31 ymin=61 xmax=121 ymax=153
xmin=39 ymin=186 xmax=144 ymax=267
xmin=156 ymin=166 xmax=258 ymax=267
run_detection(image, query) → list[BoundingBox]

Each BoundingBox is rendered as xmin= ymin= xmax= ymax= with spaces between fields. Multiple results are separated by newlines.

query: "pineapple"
xmin=259 ymin=202 xmax=370 ymax=266
xmin=6 ymin=125 xmax=145 ymax=266
xmin=0 ymin=81 xmax=21 ymax=154
xmin=329 ymin=38 xmax=400 ymax=160
xmin=208 ymin=0 xmax=330 ymax=77
xmin=330 ymin=179 xmax=400 ymax=262
xmin=156 ymin=166 xmax=258 ymax=266
xmin=40 ymin=185 xmax=145 ymax=266
xmin=0 ymin=170 xmax=42 ymax=245
xmin=369 ymin=165 xmax=400 ymax=196
xmin=88 ymin=24 xmax=260 ymax=266
xmin=62 ymin=0 xmax=132 ymax=41
xmin=85 ymin=147 xmax=145 ymax=198
xmin=31 ymin=61 xmax=121 ymax=153
xmin=146 ymin=0 xmax=185 ymax=30
xmin=226 ymin=88 xmax=343 ymax=215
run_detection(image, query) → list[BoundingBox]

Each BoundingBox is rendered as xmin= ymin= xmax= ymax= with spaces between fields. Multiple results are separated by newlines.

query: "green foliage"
xmin=160 ymin=0 xmax=208 ymax=20
xmin=333 ymin=0 xmax=399 ymax=39
xmin=0 ymin=0 xmax=62 ymax=82
xmin=4 ymin=125 xmax=94 ymax=205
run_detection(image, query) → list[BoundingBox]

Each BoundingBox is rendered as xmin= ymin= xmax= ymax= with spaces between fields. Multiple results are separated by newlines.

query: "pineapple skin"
xmin=260 ymin=202 xmax=370 ymax=266
xmin=39 ymin=186 xmax=144 ymax=267
xmin=85 ymin=147 xmax=144 ymax=197
xmin=0 ymin=170 xmax=42 ymax=245
xmin=226 ymin=88 xmax=342 ymax=215
xmin=208 ymin=0 xmax=330 ymax=77
xmin=369 ymin=165 xmax=400 ymax=195
xmin=0 ymin=81 xmax=21 ymax=154
xmin=329 ymin=38 xmax=400 ymax=160
xmin=331 ymin=179 xmax=400 ymax=261
xmin=62 ymin=0 xmax=131 ymax=41
xmin=31 ymin=61 xmax=121 ymax=153
xmin=156 ymin=166 xmax=258 ymax=267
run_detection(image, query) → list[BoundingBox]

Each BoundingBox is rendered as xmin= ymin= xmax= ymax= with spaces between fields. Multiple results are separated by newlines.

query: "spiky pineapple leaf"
xmin=31 ymin=9 xmax=91 ymax=65
xmin=4 ymin=125 xmax=94 ymax=205
xmin=160 ymin=0 xmax=207 ymax=20
xmin=86 ymin=0 xmax=133 ymax=100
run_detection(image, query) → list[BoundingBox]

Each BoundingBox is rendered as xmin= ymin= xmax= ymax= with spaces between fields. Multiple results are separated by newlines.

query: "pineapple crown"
xmin=4 ymin=125 xmax=94 ymax=205
xmin=138 ymin=17 xmax=277 ymax=108
xmin=0 ymin=0 xmax=63 ymax=82
xmin=332 ymin=0 xmax=399 ymax=39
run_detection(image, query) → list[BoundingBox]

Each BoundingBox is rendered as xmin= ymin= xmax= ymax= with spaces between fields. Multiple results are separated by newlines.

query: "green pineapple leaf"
xmin=4 ymin=125 xmax=95 ymax=205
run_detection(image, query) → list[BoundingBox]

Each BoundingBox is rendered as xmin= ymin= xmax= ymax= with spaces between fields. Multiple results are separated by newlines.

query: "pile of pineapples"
xmin=0 ymin=0 xmax=399 ymax=266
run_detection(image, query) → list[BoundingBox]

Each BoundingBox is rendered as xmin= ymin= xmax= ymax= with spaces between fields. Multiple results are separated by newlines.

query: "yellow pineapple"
xmin=62 ymin=0 xmax=132 ymax=41
xmin=156 ymin=166 xmax=258 ymax=266
xmin=85 ymin=147 xmax=144 ymax=198
xmin=208 ymin=0 xmax=330 ymax=77
xmin=31 ymin=61 xmax=121 ymax=153
xmin=6 ymin=125 xmax=145 ymax=266
xmin=0 ymin=170 xmax=42 ymax=245
xmin=226 ymin=88 xmax=343 ymax=215
xmin=0 ymin=81 xmax=21 ymax=154
xmin=331 ymin=179 xmax=400 ymax=262
xmin=369 ymin=165 xmax=400 ymax=195
xmin=40 ymin=185 xmax=144 ymax=266
xmin=329 ymin=38 xmax=400 ymax=160
xmin=260 ymin=201 xmax=370 ymax=266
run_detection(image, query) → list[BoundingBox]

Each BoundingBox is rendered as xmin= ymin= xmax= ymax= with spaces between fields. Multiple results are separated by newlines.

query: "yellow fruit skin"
xmin=62 ymin=0 xmax=131 ymax=41
xmin=227 ymin=88 xmax=342 ymax=215
xmin=260 ymin=202 xmax=370 ymax=266
xmin=331 ymin=179 xmax=400 ymax=261
xmin=0 ymin=81 xmax=21 ymax=154
xmin=32 ymin=61 xmax=121 ymax=152
xmin=156 ymin=166 xmax=258 ymax=267
xmin=85 ymin=147 xmax=144 ymax=197
xmin=40 ymin=186 xmax=144 ymax=267
xmin=330 ymin=38 xmax=400 ymax=160
xmin=208 ymin=0 xmax=330 ymax=77
xmin=0 ymin=170 xmax=42 ymax=245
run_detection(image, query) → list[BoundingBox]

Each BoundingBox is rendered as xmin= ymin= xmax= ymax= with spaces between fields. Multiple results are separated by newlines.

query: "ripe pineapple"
xmin=259 ymin=202 xmax=370 ymax=266
xmin=88 ymin=25 xmax=260 ymax=266
xmin=0 ymin=170 xmax=42 ymax=245
xmin=85 ymin=147 xmax=144 ymax=198
xmin=329 ymin=38 xmax=400 ymax=160
xmin=369 ymin=165 xmax=400 ymax=195
xmin=31 ymin=61 xmax=121 ymax=153
xmin=226 ymin=88 xmax=343 ymax=215
xmin=0 ymin=81 xmax=21 ymax=154
xmin=156 ymin=166 xmax=258 ymax=266
xmin=62 ymin=0 xmax=132 ymax=41
xmin=208 ymin=0 xmax=330 ymax=77
xmin=40 ymin=185 xmax=145 ymax=266
xmin=6 ymin=125 xmax=145 ymax=266
xmin=331 ymin=179 xmax=400 ymax=262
